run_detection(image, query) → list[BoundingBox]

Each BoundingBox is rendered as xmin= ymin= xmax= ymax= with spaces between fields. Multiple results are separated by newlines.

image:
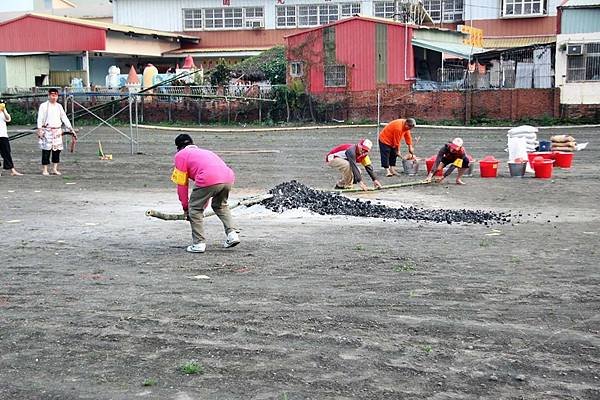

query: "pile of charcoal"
xmin=261 ymin=181 xmax=510 ymax=225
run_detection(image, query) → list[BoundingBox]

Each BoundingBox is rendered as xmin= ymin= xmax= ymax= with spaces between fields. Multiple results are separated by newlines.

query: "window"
xmin=298 ymin=5 xmax=319 ymax=27
xmin=324 ymin=65 xmax=346 ymax=87
xmin=341 ymin=2 xmax=361 ymax=17
xmin=276 ymin=6 xmax=297 ymax=27
xmin=374 ymin=1 xmax=396 ymax=19
xmin=503 ymin=0 xmax=545 ymax=17
xmin=422 ymin=1 xmax=463 ymax=22
xmin=319 ymin=4 xmax=339 ymax=25
xmin=245 ymin=7 xmax=264 ymax=28
xmin=204 ymin=8 xmax=243 ymax=29
xmin=567 ymin=43 xmax=600 ymax=82
xmin=183 ymin=9 xmax=202 ymax=30
xmin=290 ymin=61 xmax=304 ymax=77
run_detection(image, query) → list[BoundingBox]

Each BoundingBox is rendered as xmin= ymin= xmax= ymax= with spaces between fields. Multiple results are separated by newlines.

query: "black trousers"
xmin=42 ymin=149 xmax=61 ymax=165
xmin=0 ymin=137 xmax=14 ymax=170
xmin=378 ymin=141 xmax=398 ymax=168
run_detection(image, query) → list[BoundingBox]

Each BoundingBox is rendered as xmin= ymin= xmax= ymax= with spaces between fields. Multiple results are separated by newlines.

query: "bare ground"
xmin=1 ymin=125 xmax=599 ymax=400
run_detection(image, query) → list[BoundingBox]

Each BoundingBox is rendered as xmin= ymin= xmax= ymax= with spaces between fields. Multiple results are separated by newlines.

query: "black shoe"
xmin=334 ymin=184 xmax=345 ymax=189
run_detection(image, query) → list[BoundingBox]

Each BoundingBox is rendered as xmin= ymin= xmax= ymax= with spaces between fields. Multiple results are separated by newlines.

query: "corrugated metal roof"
xmin=412 ymin=38 xmax=484 ymax=58
xmin=0 ymin=13 xmax=198 ymax=41
xmin=483 ymin=36 xmax=556 ymax=49
xmin=167 ymin=47 xmax=270 ymax=55
xmin=560 ymin=0 xmax=600 ymax=8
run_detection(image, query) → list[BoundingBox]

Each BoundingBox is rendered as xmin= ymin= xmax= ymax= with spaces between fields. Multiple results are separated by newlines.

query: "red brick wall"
xmin=561 ymin=104 xmax=600 ymax=122
xmin=315 ymin=88 xmax=561 ymax=123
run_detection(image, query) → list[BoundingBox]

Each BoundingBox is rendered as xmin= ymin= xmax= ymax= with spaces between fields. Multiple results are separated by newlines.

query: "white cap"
xmin=359 ymin=138 xmax=373 ymax=151
xmin=452 ymin=137 xmax=464 ymax=147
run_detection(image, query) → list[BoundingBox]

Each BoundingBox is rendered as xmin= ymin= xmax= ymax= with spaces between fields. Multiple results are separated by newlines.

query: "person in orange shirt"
xmin=378 ymin=118 xmax=416 ymax=177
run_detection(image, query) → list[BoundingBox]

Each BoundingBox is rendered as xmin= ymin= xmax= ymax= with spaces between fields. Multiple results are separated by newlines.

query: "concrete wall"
xmin=5 ymin=55 xmax=49 ymax=89
xmin=556 ymin=32 xmax=600 ymax=105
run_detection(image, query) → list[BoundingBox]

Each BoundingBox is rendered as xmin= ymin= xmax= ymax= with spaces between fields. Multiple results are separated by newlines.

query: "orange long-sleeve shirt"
xmin=378 ymin=119 xmax=413 ymax=150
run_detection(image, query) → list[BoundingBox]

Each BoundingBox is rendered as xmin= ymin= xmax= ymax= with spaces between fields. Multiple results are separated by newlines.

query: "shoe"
xmin=186 ymin=243 xmax=206 ymax=253
xmin=334 ymin=184 xmax=345 ymax=189
xmin=223 ymin=231 xmax=240 ymax=248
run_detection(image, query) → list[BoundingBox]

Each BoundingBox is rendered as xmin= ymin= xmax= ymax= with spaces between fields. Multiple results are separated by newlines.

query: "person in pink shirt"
xmin=172 ymin=134 xmax=240 ymax=253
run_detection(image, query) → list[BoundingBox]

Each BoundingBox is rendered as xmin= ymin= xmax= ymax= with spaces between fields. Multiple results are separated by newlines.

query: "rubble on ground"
xmin=261 ymin=181 xmax=510 ymax=225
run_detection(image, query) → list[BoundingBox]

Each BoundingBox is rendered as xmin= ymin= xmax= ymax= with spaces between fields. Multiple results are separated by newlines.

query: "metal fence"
xmin=414 ymin=45 xmax=555 ymax=91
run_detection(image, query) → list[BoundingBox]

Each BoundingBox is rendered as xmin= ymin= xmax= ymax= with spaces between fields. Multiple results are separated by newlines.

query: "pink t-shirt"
xmin=173 ymin=145 xmax=235 ymax=210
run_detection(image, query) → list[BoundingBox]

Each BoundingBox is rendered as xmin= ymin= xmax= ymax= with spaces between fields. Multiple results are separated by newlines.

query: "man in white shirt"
xmin=37 ymin=88 xmax=75 ymax=175
xmin=0 ymin=102 xmax=23 ymax=176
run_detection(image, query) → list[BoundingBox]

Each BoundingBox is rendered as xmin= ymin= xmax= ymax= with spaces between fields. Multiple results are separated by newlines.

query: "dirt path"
xmin=1 ymin=126 xmax=599 ymax=399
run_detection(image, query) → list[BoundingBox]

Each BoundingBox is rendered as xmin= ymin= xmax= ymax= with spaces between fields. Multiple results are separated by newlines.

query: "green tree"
xmin=232 ymin=46 xmax=286 ymax=84
xmin=209 ymin=59 xmax=232 ymax=86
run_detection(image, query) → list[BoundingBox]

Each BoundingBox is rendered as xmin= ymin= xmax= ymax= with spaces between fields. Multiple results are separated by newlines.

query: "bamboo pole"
xmin=146 ymin=193 xmax=273 ymax=221
xmin=331 ymin=181 xmax=430 ymax=194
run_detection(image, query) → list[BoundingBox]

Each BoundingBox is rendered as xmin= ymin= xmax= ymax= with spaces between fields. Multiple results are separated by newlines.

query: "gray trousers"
xmin=188 ymin=183 xmax=236 ymax=244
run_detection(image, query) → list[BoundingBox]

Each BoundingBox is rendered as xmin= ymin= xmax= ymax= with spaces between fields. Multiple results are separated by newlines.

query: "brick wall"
xmin=314 ymin=87 xmax=562 ymax=123
xmin=561 ymin=104 xmax=600 ymax=122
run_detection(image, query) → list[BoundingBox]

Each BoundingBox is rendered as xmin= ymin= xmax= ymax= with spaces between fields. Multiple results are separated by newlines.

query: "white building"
xmin=555 ymin=0 xmax=600 ymax=105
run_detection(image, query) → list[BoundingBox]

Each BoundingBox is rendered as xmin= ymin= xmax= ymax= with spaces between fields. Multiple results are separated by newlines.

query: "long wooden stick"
xmin=146 ymin=193 xmax=273 ymax=221
xmin=331 ymin=181 xmax=430 ymax=193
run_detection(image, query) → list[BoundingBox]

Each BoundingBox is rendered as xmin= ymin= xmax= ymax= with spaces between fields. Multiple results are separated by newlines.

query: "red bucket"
xmin=528 ymin=152 xmax=553 ymax=164
xmin=479 ymin=155 xmax=499 ymax=178
xmin=426 ymin=156 xmax=443 ymax=177
xmin=532 ymin=158 xmax=554 ymax=179
xmin=553 ymin=151 xmax=574 ymax=168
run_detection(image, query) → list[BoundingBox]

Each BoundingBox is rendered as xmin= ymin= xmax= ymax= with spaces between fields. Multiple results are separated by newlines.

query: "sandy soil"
xmin=1 ymin=125 xmax=599 ymax=399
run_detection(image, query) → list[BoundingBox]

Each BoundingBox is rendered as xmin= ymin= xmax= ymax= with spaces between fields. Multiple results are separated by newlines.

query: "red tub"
xmin=479 ymin=155 xmax=499 ymax=178
xmin=553 ymin=151 xmax=574 ymax=168
xmin=426 ymin=156 xmax=443 ymax=177
xmin=532 ymin=158 xmax=554 ymax=179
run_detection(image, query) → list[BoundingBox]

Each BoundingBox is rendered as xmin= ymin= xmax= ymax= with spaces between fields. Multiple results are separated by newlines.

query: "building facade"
xmin=555 ymin=0 xmax=600 ymax=109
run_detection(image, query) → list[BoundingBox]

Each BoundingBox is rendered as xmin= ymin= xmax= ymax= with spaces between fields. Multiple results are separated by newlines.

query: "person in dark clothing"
xmin=425 ymin=137 xmax=470 ymax=185
xmin=326 ymin=138 xmax=383 ymax=191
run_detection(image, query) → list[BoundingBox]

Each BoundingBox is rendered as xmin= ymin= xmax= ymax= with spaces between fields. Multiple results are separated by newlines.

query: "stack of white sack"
xmin=507 ymin=125 xmax=539 ymax=153
xmin=551 ymin=135 xmax=576 ymax=152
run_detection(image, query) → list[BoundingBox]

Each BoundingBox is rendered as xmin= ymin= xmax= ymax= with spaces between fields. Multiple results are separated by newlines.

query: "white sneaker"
xmin=186 ymin=243 xmax=206 ymax=253
xmin=223 ymin=231 xmax=240 ymax=248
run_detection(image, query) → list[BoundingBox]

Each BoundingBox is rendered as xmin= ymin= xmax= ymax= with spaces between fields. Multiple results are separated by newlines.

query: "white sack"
xmin=508 ymin=137 xmax=529 ymax=162
xmin=508 ymin=125 xmax=539 ymax=135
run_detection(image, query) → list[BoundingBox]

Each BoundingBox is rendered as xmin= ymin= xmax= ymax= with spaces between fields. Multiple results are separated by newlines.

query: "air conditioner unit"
xmin=251 ymin=20 xmax=264 ymax=29
xmin=567 ymin=44 xmax=584 ymax=56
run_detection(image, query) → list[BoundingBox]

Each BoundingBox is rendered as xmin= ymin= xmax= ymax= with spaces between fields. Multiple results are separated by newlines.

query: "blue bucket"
xmin=539 ymin=140 xmax=551 ymax=152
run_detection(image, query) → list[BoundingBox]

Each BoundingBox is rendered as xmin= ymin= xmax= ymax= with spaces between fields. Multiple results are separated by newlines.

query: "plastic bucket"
xmin=402 ymin=159 xmax=419 ymax=176
xmin=426 ymin=157 xmax=443 ymax=177
xmin=479 ymin=160 xmax=499 ymax=178
xmin=539 ymin=140 xmax=552 ymax=152
xmin=532 ymin=159 xmax=554 ymax=179
xmin=508 ymin=162 xmax=527 ymax=177
xmin=553 ymin=151 xmax=573 ymax=168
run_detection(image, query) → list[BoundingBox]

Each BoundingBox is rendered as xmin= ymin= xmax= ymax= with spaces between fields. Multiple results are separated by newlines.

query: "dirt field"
xmin=1 ymin=125 xmax=599 ymax=400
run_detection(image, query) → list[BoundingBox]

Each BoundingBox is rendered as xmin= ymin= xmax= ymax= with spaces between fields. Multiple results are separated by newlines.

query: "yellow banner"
xmin=459 ymin=25 xmax=483 ymax=48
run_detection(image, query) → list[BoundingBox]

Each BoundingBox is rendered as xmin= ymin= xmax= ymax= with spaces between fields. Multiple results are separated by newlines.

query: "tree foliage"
xmin=209 ymin=59 xmax=232 ymax=86
xmin=232 ymin=46 xmax=286 ymax=84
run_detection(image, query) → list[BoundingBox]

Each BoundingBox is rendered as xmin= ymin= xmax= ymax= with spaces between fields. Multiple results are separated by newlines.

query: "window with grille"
xmin=204 ymin=8 xmax=243 ymax=29
xmin=324 ymin=65 xmax=346 ymax=87
xmin=183 ymin=9 xmax=202 ymax=30
xmin=374 ymin=1 xmax=397 ymax=19
xmin=503 ymin=0 xmax=545 ymax=17
xmin=276 ymin=6 xmax=297 ymax=27
xmin=319 ymin=4 xmax=339 ymax=25
xmin=298 ymin=5 xmax=319 ymax=27
xmin=341 ymin=3 xmax=361 ymax=17
xmin=290 ymin=61 xmax=304 ymax=77
xmin=567 ymin=43 xmax=600 ymax=82
xmin=245 ymin=7 xmax=264 ymax=28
